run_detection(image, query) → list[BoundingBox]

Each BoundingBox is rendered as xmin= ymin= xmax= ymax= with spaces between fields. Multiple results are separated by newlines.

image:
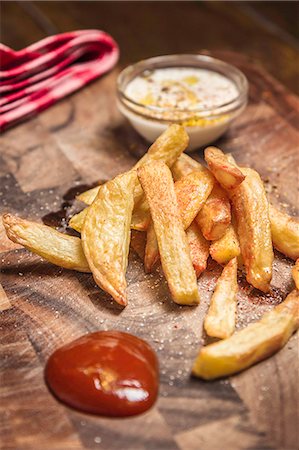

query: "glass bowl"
xmin=117 ymin=54 xmax=248 ymax=151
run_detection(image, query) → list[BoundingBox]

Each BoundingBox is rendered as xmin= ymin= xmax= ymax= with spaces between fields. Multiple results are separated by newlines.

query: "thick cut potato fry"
xmin=175 ymin=170 xmax=215 ymax=230
xmin=229 ymin=168 xmax=274 ymax=292
xmin=204 ymin=258 xmax=238 ymax=339
xmin=138 ymin=162 xmax=199 ymax=305
xmin=186 ymin=222 xmax=210 ymax=278
xmin=193 ymin=289 xmax=299 ymax=380
xmin=82 ymin=171 xmax=136 ymax=306
xmin=144 ymin=169 xmax=214 ymax=273
xmin=2 ymin=214 xmax=90 ymax=272
xmin=292 ymin=259 xmax=299 ymax=290
xmin=209 ymin=224 xmax=240 ymax=265
xmin=77 ymin=124 xmax=188 ymax=205
xmin=172 ymin=153 xmax=206 ymax=180
xmin=269 ymin=205 xmax=299 ymax=260
xmin=204 ymin=146 xmax=245 ymax=189
xmin=196 ymin=184 xmax=231 ymax=241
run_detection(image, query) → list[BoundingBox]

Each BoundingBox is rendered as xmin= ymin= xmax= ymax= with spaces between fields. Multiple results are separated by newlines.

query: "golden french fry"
xmin=229 ymin=168 xmax=274 ymax=292
xmin=138 ymin=162 xmax=199 ymax=305
xmin=186 ymin=222 xmax=209 ymax=278
xmin=69 ymin=201 xmax=150 ymax=234
xmin=77 ymin=124 xmax=188 ymax=205
xmin=196 ymin=184 xmax=231 ymax=241
xmin=209 ymin=224 xmax=240 ymax=265
xmin=204 ymin=257 xmax=238 ymax=339
xmin=123 ymin=124 xmax=189 ymax=220
xmin=72 ymin=125 xmax=188 ymax=233
xmin=193 ymin=289 xmax=299 ymax=380
xmin=69 ymin=208 xmax=87 ymax=233
xmin=204 ymin=146 xmax=245 ymax=189
xmin=82 ymin=171 xmax=136 ymax=306
xmin=172 ymin=153 xmax=206 ymax=180
xmin=2 ymin=214 xmax=90 ymax=272
xmin=144 ymin=221 xmax=160 ymax=273
xmin=77 ymin=185 xmax=100 ymax=205
xmin=269 ymin=205 xmax=299 ymax=260
xmin=292 ymin=259 xmax=299 ymax=290
xmin=144 ymin=169 xmax=214 ymax=273
xmin=175 ymin=170 xmax=215 ymax=230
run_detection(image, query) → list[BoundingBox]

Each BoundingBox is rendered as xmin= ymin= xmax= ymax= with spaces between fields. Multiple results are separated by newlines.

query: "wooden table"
xmin=1 ymin=3 xmax=299 ymax=449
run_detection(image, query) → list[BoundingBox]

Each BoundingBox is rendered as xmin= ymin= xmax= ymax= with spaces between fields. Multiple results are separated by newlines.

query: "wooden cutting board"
xmin=0 ymin=52 xmax=298 ymax=450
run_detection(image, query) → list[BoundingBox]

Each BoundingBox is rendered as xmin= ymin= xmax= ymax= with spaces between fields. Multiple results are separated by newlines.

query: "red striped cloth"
xmin=0 ymin=30 xmax=119 ymax=132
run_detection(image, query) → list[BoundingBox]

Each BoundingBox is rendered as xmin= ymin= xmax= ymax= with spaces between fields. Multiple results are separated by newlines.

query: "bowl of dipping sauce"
xmin=117 ymin=54 xmax=248 ymax=151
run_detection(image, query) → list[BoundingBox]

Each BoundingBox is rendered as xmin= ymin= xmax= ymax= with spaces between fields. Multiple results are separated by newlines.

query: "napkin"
xmin=0 ymin=30 xmax=119 ymax=132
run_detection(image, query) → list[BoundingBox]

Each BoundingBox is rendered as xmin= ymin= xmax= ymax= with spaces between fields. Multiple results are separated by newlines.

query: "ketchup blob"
xmin=45 ymin=331 xmax=159 ymax=417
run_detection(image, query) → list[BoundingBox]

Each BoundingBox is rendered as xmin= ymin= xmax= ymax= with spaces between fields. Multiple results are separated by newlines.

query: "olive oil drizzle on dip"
xmin=125 ymin=68 xmax=239 ymax=113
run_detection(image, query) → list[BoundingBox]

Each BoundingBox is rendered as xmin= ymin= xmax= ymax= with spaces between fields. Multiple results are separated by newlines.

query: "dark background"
xmin=1 ymin=1 xmax=299 ymax=94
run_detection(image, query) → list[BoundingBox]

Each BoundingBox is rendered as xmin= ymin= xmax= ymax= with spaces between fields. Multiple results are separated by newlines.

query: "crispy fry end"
xmin=2 ymin=214 xmax=90 ymax=272
xmin=196 ymin=184 xmax=231 ymax=241
xmin=269 ymin=206 xmax=299 ymax=260
xmin=209 ymin=224 xmax=240 ymax=265
xmin=193 ymin=289 xmax=299 ymax=379
xmin=204 ymin=146 xmax=245 ymax=189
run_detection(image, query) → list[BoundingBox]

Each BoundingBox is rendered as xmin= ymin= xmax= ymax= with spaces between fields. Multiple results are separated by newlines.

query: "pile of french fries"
xmin=3 ymin=125 xmax=299 ymax=379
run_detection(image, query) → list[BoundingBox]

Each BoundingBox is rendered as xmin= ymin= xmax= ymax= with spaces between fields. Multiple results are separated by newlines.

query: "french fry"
xmin=186 ymin=222 xmax=210 ymax=278
xmin=144 ymin=169 xmax=214 ymax=272
xmin=69 ymin=208 xmax=88 ymax=233
xmin=204 ymin=257 xmax=238 ymax=339
xmin=72 ymin=125 xmax=188 ymax=232
xmin=172 ymin=153 xmax=207 ymax=180
xmin=193 ymin=289 xmax=299 ymax=380
xmin=144 ymin=221 xmax=160 ymax=273
xmin=82 ymin=171 xmax=136 ymax=306
xmin=229 ymin=168 xmax=274 ymax=292
xmin=204 ymin=148 xmax=299 ymax=260
xmin=204 ymin=146 xmax=245 ymax=189
xmin=292 ymin=259 xmax=299 ymax=290
xmin=69 ymin=200 xmax=150 ymax=234
xmin=77 ymin=185 xmax=100 ymax=205
xmin=175 ymin=170 xmax=215 ymax=230
xmin=77 ymin=124 xmax=188 ymax=205
xmin=138 ymin=162 xmax=199 ymax=305
xmin=209 ymin=224 xmax=240 ymax=265
xmin=2 ymin=214 xmax=90 ymax=272
xmin=269 ymin=205 xmax=299 ymax=260
xmin=196 ymin=184 xmax=231 ymax=241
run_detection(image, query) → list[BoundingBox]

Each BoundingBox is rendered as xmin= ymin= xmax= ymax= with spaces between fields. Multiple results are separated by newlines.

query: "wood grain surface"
xmin=1 ymin=2 xmax=299 ymax=449
xmin=1 ymin=50 xmax=298 ymax=450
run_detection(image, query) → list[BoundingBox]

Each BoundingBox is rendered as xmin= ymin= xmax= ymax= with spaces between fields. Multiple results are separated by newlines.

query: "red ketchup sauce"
xmin=45 ymin=331 xmax=159 ymax=417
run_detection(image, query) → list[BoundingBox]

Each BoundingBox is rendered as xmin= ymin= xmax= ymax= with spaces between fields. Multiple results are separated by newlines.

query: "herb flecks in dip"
xmin=125 ymin=68 xmax=239 ymax=113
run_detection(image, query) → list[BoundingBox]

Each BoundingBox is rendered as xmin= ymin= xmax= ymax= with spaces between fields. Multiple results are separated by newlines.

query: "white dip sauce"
xmin=119 ymin=65 xmax=246 ymax=151
xmin=125 ymin=68 xmax=238 ymax=111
